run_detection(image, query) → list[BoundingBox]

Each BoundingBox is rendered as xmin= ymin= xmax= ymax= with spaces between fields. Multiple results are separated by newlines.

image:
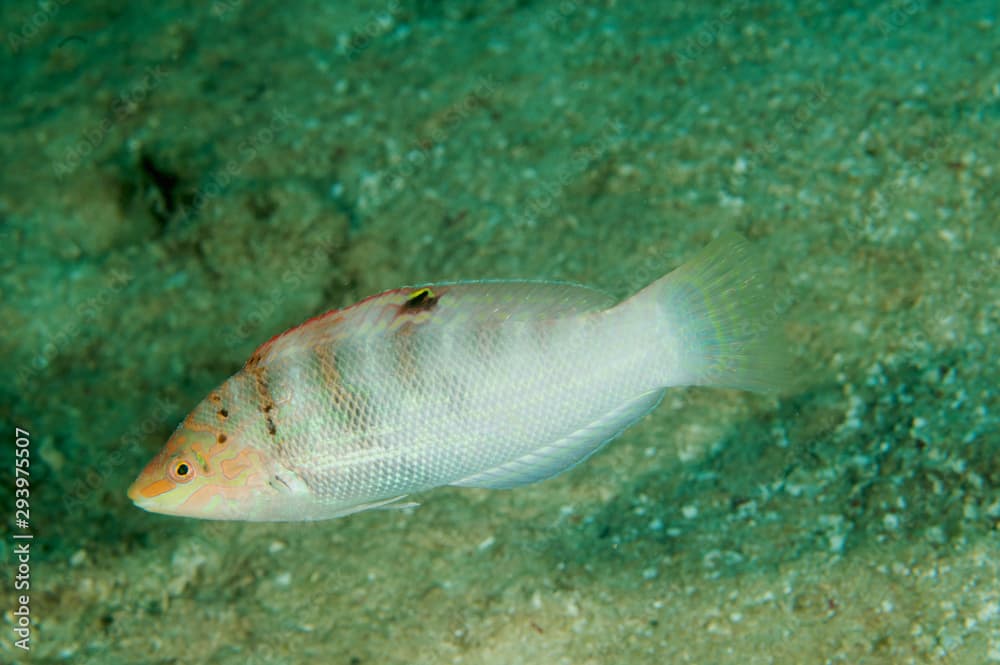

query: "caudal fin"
xmin=639 ymin=233 xmax=789 ymax=393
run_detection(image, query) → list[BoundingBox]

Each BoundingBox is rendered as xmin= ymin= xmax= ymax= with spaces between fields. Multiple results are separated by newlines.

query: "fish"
xmin=128 ymin=233 xmax=786 ymax=521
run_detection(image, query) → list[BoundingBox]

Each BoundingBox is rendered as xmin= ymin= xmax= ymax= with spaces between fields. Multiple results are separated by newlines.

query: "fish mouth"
xmin=126 ymin=480 xmax=152 ymax=510
xmin=126 ymin=479 xmax=144 ymax=504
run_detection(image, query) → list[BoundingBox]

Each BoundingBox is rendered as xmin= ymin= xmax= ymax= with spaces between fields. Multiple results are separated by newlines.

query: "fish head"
xmin=127 ymin=387 xmax=278 ymax=520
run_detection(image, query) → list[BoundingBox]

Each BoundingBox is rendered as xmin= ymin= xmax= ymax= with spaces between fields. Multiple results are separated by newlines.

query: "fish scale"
xmin=128 ymin=233 xmax=786 ymax=521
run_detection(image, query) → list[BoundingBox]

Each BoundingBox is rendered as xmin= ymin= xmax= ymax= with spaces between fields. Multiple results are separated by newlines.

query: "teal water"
xmin=1 ymin=1 xmax=998 ymax=663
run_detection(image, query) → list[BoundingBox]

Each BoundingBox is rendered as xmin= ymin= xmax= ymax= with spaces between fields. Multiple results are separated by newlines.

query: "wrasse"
xmin=128 ymin=233 xmax=786 ymax=521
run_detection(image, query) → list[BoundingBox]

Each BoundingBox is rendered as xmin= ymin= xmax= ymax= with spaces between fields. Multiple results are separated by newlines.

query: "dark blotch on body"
xmin=401 ymin=288 xmax=438 ymax=311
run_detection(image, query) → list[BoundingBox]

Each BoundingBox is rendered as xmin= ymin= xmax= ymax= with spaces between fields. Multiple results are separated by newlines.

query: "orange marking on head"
xmin=163 ymin=433 xmax=188 ymax=456
xmin=180 ymin=484 xmax=226 ymax=513
xmin=180 ymin=467 xmax=268 ymax=512
xmin=220 ymin=449 xmax=256 ymax=480
xmin=190 ymin=442 xmax=211 ymax=471
xmin=139 ymin=479 xmax=175 ymax=499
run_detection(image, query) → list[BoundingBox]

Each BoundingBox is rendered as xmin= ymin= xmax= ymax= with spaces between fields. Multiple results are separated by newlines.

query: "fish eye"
xmin=169 ymin=459 xmax=195 ymax=483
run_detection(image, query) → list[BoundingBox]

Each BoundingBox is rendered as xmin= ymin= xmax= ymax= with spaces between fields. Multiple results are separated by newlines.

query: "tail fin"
xmin=638 ymin=233 xmax=789 ymax=393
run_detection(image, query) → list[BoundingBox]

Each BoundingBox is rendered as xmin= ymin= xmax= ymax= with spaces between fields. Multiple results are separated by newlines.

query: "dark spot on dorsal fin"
xmin=401 ymin=287 xmax=438 ymax=311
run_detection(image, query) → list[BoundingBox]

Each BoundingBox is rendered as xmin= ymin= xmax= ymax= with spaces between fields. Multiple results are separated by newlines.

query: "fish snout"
xmin=127 ymin=454 xmax=175 ymax=505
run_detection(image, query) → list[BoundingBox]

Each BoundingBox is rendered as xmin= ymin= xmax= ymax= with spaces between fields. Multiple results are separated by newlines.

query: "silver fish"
xmin=128 ymin=233 xmax=785 ymax=521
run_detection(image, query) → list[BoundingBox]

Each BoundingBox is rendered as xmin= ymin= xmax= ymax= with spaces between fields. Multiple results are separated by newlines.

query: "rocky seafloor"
xmin=1 ymin=1 xmax=997 ymax=663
